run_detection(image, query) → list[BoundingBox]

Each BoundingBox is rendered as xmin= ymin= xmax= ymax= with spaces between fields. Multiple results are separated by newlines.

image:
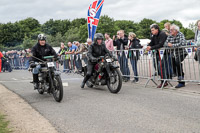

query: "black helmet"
xmin=93 ymin=33 xmax=104 ymax=44
xmin=38 ymin=34 xmax=46 ymax=41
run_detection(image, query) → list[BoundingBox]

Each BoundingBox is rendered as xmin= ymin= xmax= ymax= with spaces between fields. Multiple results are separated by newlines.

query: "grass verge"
xmin=0 ymin=113 xmax=11 ymax=133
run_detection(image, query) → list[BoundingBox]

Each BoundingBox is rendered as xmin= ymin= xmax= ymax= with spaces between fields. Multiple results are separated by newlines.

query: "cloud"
xmin=0 ymin=0 xmax=199 ymax=27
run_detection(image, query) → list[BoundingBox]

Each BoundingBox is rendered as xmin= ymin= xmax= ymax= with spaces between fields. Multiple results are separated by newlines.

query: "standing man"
xmin=147 ymin=24 xmax=168 ymax=88
xmin=74 ymin=41 xmax=83 ymax=73
xmin=105 ymin=33 xmax=114 ymax=52
xmin=194 ymin=20 xmax=200 ymax=46
xmin=165 ymin=24 xmax=187 ymax=88
xmin=65 ymin=42 xmax=77 ymax=71
xmin=58 ymin=42 xmax=69 ymax=72
xmin=87 ymin=38 xmax=93 ymax=46
xmin=113 ymin=30 xmax=130 ymax=82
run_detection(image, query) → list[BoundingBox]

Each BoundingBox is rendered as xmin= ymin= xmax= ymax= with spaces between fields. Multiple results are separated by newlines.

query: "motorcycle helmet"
xmin=38 ymin=34 xmax=46 ymax=41
xmin=93 ymin=33 xmax=104 ymax=44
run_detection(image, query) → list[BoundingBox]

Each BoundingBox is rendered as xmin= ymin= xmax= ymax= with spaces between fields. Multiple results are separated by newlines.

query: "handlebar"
xmin=43 ymin=56 xmax=55 ymax=59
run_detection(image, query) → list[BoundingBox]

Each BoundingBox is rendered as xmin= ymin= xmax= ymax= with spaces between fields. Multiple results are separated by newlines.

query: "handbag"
xmin=194 ymin=50 xmax=198 ymax=61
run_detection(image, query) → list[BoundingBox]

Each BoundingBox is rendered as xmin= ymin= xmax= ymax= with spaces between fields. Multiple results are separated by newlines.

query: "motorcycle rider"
xmin=30 ymin=34 xmax=57 ymax=89
xmin=81 ymin=33 xmax=113 ymax=88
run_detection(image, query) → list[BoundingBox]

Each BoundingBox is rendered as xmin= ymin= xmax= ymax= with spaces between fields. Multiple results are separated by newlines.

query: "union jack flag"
xmin=87 ymin=0 xmax=104 ymax=40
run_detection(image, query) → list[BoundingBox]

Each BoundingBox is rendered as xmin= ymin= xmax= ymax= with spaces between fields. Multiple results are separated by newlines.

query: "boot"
xmin=81 ymin=75 xmax=90 ymax=88
xmin=80 ymin=82 xmax=85 ymax=88
xmin=33 ymin=74 xmax=39 ymax=89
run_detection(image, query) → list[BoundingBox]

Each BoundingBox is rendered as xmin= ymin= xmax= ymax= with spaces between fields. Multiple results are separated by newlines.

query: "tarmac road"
xmin=0 ymin=70 xmax=200 ymax=133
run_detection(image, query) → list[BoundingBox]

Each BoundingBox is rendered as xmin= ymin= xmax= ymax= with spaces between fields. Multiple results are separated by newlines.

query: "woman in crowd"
xmin=128 ymin=32 xmax=142 ymax=83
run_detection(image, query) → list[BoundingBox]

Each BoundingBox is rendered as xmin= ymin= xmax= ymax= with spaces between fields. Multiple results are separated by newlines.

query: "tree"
xmin=78 ymin=24 xmax=88 ymax=43
xmin=22 ymin=36 xmax=36 ymax=49
xmin=47 ymin=33 xmax=65 ymax=47
xmin=171 ymin=20 xmax=183 ymax=29
xmin=70 ymin=18 xmax=87 ymax=29
xmin=64 ymin=27 xmax=80 ymax=43
xmin=0 ymin=22 xmax=23 ymax=47
xmin=114 ymin=20 xmax=138 ymax=35
xmin=188 ymin=22 xmax=196 ymax=33
xmin=96 ymin=15 xmax=117 ymax=36
xmin=138 ymin=18 xmax=157 ymax=39
xmin=185 ymin=28 xmax=195 ymax=40
xmin=159 ymin=19 xmax=171 ymax=30
xmin=41 ymin=19 xmax=61 ymax=36
xmin=18 ymin=17 xmax=41 ymax=37
xmin=60 ymin=19 xmax=71 ymax=36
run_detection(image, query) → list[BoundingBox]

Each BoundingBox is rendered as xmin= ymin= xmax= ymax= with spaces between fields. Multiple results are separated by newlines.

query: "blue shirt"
xmin=69 ymin=44 xmax=77 ymax=52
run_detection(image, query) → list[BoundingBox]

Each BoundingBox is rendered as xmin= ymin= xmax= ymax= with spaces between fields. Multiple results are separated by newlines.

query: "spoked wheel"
xmin=37 ymin=83 xmax=44 ymax=94
xmin=107 ymin=68 xmax=122 ymax=94
xmin=38 ymin=88 xmax=44 ymax=94
xmin=86 ymin=80 xmax=93 ymax=88
xmin=52 ymin=75 xmax=63 ymax=102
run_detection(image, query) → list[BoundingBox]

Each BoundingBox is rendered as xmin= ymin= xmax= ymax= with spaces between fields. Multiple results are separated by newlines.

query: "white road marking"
xmin=0 ymin=80 xmax=32 ymax=83
xmin=63 ymin=83 xmax=69 ymax=87
xmin=62 ymin=78 xmax=82 ymax=81
xmin=12 ymin=78 xmax=18 ymax=81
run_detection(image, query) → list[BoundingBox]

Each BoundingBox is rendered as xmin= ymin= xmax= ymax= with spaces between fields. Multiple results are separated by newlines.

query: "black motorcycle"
xmin=82 ymin=55 xmax=122 ymax=93
xmin=30 ymin=56 xmax=63 ymax=102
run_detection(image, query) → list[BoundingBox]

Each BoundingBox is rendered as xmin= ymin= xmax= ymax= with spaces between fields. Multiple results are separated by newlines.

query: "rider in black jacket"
xmin=31 ymin=34 xmax=57 ymax=89
xmin=81 ymin=33 xmax=112 ymax=88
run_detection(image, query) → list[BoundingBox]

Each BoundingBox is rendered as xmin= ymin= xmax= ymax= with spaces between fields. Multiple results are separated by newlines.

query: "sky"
xmin=0 ymin=0 xmax=200 ymax=27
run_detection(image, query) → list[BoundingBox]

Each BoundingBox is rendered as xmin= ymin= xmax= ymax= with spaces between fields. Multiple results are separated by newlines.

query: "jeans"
xmin=63 ymin=59 xmax=70 ymax=72
xmin=75 ymin=55 xmax=82 ymax=71
xmin=32 ymin=64 xmax=41 ymax=74
xmin=70 ymin=55 xmax=75 ymax=70
xmin=14 ymin=58 xmax=20 ymax=69
xmin=83 ymin=57 xmax=88 ymax=66
xmin=157 ymin=54 xmax=172 ymax=80
xmin=25 ymin=59 xmax=30 ymax=69
xmin=118 ymin=52 xmax=130 ymax=80
xmin=172 ymin=54 xmax=187 ymax=84
xmin=130 ymin=59 xmax=138 ymax=81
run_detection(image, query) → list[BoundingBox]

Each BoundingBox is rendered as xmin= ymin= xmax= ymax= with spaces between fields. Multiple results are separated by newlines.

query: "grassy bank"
xmin=0 ymin=113 xmax=11 ymax=133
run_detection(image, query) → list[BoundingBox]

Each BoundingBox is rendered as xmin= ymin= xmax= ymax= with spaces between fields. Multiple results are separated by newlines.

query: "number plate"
xmin=106 ymin=59 xmax=112 ymax=62
xmin=47 ymin=62 xmax=55 ymax=67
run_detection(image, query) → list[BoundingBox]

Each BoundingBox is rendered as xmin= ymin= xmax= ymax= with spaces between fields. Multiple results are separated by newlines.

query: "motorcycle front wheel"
xmin=52 ymin=75 xmax=63 ymax=102
xmin=107 ymin=68 xmax=122 ymax=94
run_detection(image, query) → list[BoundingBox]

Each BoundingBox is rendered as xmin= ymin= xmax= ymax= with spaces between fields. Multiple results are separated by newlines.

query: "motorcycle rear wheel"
xmin=38 ymin=88 xmax=44 ymax=94
xmin=86 ymin=80 xmax=93 ymax=88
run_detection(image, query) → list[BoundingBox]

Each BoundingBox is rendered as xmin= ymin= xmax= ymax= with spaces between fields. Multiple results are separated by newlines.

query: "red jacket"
xmin=0 ymin=52 xmax=3 ymax=61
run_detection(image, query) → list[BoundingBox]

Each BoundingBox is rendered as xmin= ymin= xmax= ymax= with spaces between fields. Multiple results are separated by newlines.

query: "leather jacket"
xmin=87 ymin=42 xmax=112 ymax=64
xmin=31 ymin=43 xmax=57 ymax=62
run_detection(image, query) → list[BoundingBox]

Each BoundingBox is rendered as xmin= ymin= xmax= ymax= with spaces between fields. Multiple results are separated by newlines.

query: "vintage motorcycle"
xmin=82 ymin=55 xmax=122 ymax=93
xmin=30 ymin=56 xmax=63 ymax=102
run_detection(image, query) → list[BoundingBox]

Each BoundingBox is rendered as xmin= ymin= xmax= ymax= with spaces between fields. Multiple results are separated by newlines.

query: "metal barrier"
xmin=9 ymin=57 xmax=27 ymax=70
xmin=154 ymin=46 xmax=200 ymax=88
xmin=60 ymin=54 xmax=86 ymax=74
xmin=113 ymin=49 xmax=158 ymax=87
xmin=113 ymin=46 xmax=200 ymax=89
